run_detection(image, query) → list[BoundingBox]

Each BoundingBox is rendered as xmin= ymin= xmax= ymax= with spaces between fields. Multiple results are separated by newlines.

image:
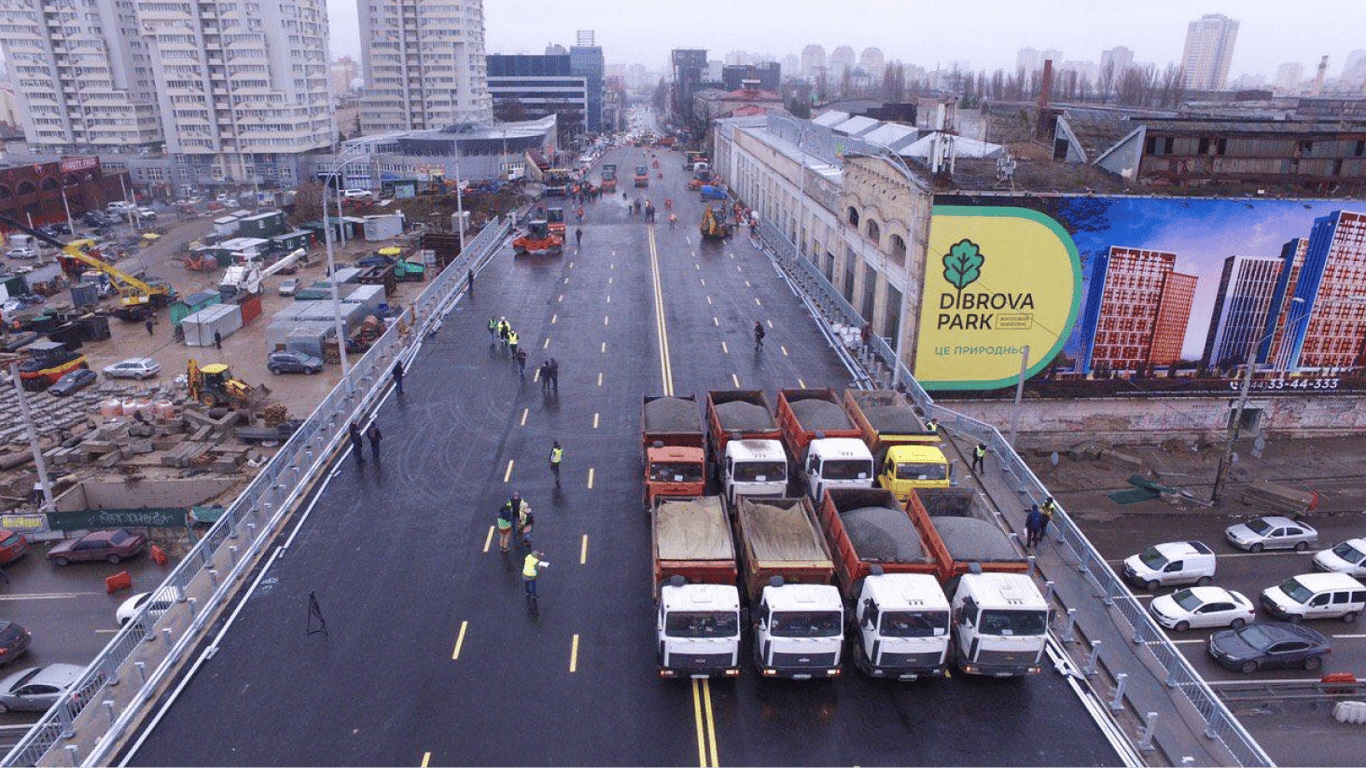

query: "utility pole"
xmin=6 ymin=358 xmax=54 ymax=511
xmin=1211 ymin=345 xmax=1255 ymax=504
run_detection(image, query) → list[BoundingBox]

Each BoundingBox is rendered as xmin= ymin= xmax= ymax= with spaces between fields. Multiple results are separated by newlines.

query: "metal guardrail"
xmin=3 ymin=217 xmax=512 ymax=768
xmin=754 ymin=218 xmax=1272 ymax=767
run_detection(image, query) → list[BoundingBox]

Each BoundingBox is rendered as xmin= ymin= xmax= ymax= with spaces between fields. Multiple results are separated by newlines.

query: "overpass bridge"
xmin=3 ymin=144 xmax=1268 ymax=767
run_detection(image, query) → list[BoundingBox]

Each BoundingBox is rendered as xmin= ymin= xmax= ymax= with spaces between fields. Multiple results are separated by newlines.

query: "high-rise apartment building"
xmin=1280 ymin=210 xmax=1366 ymax=370
xmin=1180 ymin=13 xmax=1239 ymax=91
xmin=1274 ymin=62 xmax=1304 ymax=94
xmin=670 ymin=48 xmax=707 ymax=124
xmin=0 ymin=0 xmax=162 ymax=152
xmin=137 ymin=0 xmax=332 ymax=188
xmin=359 ymin=0 xmax=493 ymax=135
xmin=828 ymin=45 xmax=855 ymax=80
xmin=1201 ymin=255 xmax=1283 ymax=369
xmin=1100 ymin=46 xmax=1134 ymax=81
xmin=800 ymin=44 xmax=825 ymax=78
xmin=1079 ymin=246 xmax=1198 ymax=374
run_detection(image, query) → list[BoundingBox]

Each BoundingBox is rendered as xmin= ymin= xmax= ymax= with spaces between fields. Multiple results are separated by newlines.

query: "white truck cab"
xmin=754 ymin=582 xmax=844 ymax=679
xmin=853 ymin=572 xmax=950 ymax=679
xmin=656 ymin=579 xmax=742 ymax=678
xmin=722 ymin=439 xmax=787 ymax=506
xmin=802 ymin=437 xmax=874 ymax=504
xmin=950 ymin=571 xmax=1048 ymax=677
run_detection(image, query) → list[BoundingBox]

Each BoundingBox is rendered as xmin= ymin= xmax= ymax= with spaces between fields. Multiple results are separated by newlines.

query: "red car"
xmin=0 ymin=530 xmax=29 ymax=565
xmin=47 ymin=529 xmax=146 ymax=566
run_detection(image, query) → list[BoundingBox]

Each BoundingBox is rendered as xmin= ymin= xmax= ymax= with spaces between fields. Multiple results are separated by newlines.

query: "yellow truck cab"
xmin=878 ymin=444 xmax=950 ymax=501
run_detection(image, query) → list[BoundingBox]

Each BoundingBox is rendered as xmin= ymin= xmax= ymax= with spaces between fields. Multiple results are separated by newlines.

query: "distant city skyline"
xmin=324 ymin=0 xmax=1366 ymax=84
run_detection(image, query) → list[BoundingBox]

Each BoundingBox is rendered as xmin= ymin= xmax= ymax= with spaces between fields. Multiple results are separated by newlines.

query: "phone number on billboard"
xmin=1228 ymin=378 xmax=1341 ymax=391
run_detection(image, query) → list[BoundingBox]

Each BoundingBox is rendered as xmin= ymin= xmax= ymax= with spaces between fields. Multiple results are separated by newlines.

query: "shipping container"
xmin=212 ymin=216 xmax=240 ymax=237
xmin=170 ymin=290 xmax=221 ymax=328
xmin=182 ymin=303 xmax=243 ymax=347
xmin=362 ymin=213 xmax=404 ymax=241
xmin=344 ymin=284 xmax=385 ymax=314
xmin=237 ymin=293 xmax=263 ymax=325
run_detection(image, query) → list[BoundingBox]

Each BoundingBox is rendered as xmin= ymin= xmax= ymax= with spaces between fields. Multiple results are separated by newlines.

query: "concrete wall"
xmin=53 ymin=478 xmax=240 ymax=512
xmin=948 ymin=395 xmax=1366 ymax=449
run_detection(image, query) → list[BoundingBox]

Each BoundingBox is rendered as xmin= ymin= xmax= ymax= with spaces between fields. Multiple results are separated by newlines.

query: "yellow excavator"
xmin=700 ymin=205 xmax=733 ymax=241
xmin=187 ymin=359 xmax=270 ymax=409
xmin=0 ymin=214 xmax=176 ymax=320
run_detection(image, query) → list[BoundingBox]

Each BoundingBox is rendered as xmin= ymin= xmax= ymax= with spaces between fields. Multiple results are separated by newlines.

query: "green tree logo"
xmin=943 ymin=239 xmax=984 ymax=295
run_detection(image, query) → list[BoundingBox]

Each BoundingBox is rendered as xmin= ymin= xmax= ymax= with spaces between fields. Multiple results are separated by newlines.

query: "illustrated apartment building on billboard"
xmin=1079 ymin=246 xmax=1198 ymax=374
xmin=1278 ymin=210 xmax=1366 ymax=371
xmin=1257 ymin=237 xmax=1307 ymax=371
xmin=1202 ymin=255 xmax=1284 ymax=370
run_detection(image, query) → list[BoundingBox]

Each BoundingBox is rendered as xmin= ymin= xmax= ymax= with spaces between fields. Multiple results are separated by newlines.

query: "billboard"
xmin=915 ymin=195 xmax=1366 ymax=391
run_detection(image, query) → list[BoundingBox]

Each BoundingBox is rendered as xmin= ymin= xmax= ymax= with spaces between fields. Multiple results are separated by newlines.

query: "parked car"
xmin=1122 ymin=541 xmax=1217 ymax=591
xmin=0 ymin=529 xmax=30 ymax=565
xmin=1260 ymin=572 xmax=1366 ymax=623
xmin=115 ymin=588 xmax=178 ymax=627
xmin=278 ymin=277 xmax=300 ymax=297
xmin=1207 ymin=622 xmax=1330 ymax=673
xmin=135 ymin=207 xmax=157 ymax=221
xmin=267 ymin=350 xmax=323 ymax=375
xmin=1224 ymin=515 xmax=1318 ymax=552
xmin=102 ymin=357 xmax=161 ymax=380
xmin=341 ymin=188 xmax=372 ymax=200
xmin=0 ymin=622 xmax=30 ymax=667
xmin=1150 ymin=587 xmax=1256 ymax=631
xmin=47 ymin=528 xmax=147 ymax=566
xmin=4 ymin=247 xmax=38 ymax=260
xmin=106 ymin=201 xmax=137 ymax=214
xmin=48 ymin=368 xmax=97 ymax=396
xmin=1314 ymin=537 xmax=1366 ymax=577
xmin=0 ymin=663 xmax=84 ymax=712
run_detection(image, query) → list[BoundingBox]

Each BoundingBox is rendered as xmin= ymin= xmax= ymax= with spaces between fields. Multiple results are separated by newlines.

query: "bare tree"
xmin=1098 ymin=61 xmax=1116 ymax=103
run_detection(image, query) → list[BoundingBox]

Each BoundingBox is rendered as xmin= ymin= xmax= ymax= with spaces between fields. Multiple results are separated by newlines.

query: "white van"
xmin=1261 ymin=572 xmax=1366 ymax=623
xmin=1122 ymin=541 xmax=1217 ymax=590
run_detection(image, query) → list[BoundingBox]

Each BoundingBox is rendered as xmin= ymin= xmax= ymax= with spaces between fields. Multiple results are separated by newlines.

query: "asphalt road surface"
xmin=123 ymin=140 xmax=1120 ymax=767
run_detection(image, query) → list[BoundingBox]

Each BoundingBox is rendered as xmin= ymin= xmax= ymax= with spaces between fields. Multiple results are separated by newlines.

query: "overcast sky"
xmin=328 ymin=0 xmax=1366 ymax=80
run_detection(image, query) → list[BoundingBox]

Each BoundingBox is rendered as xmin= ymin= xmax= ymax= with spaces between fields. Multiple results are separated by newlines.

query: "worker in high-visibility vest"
xmin=972 ymin=443 xmax=987 ymax=473
xmin=549 ymin=441 xmax=564 ymax=488
xmin=508 ymin=329 xmax=519 ymax=359
xmin=523 ymin=550 xmax=549 ymax=600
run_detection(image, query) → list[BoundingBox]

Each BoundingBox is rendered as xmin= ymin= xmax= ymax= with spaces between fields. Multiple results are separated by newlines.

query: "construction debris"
xmin=1242 ymin=480 xmax=1319 ymax=517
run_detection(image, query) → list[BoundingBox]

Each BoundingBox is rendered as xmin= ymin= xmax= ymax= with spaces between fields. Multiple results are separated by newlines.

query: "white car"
xmin=107 ymin=201 xmax=137 ymax=213
xmin=341 ymin=188 xmax=372 ymax=200
xmin=4 ymin=247 xmax=37 ymax=260
xmin=1224 ymin=515 xmax=1318 ymax=552
xmin=1150 ymin=587 xmax=1255 ymax=631
xmin=278 ymin=277 xmax=300 ymax=297
xmin=116 ymin=588 xmax=178 ymax=627
xmin=102 ymin=357 xmax=161 ymax=380
xmin=1314 ymin=538 xmax=1366 ymax=577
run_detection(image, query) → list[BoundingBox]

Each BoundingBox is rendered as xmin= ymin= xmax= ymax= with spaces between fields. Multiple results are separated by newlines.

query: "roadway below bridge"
xmin=119 ymin=141 xmax=1121 ymax=767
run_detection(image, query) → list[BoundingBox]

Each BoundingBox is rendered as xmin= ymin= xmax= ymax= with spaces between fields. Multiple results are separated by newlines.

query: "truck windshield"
xmin=823 ymin=459 xmax=873 ymax=481
xmin=665 ymin=611 xmax=739 ymax=638
xmin=978 ymin=609 xmax=1048 ymax=637
xmin=1138 ymin=546 xmax=1168 ymax=570
xmin=734 ymin=461 xmax=786 ymax=483
xmin=651 ymin=462 xmax=704 ymax=483
xmin=881 ymin=610 xmax=948 ymax=638
xmin=894 ymin=462 xmax=947 ymax=481
xmin=770 ymin=610 xmax=842 ymax=638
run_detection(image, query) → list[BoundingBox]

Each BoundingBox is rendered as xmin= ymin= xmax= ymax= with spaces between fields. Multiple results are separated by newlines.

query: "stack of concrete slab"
xmin=182 ymin=303 xmax=243 ymax=347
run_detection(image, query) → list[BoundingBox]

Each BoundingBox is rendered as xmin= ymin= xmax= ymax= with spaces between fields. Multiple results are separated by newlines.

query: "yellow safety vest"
xmin=523 ymin=554 xmax=541 ymax=578
xmin=509 ymin=331 xmax=519 ymax=345
xmin=975 ymin=445 xmax=986 ymax=458
xmin=550 ymin=447 xmax=563 ymax=464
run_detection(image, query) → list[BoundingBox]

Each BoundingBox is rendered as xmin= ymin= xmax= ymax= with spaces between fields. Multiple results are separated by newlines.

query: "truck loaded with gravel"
xmin=651 ymin=496 xmax=742 ymax=679
xmin=641 ymin=395 xmax=707 ymax=509
xmin=705 ymin=390 xmax=787 ymax=507
xmin=734 ymin=496 xmax=844 ymax=679
xmin=775 ymin=388 xmax=874 ymax=504
xmin=843 ymin=389 xmax=949 ymax=502
xmin=907 ymin=487 xmax=1048 ymax=677
xmin=817 ymin=488 xmax=950 ymax=680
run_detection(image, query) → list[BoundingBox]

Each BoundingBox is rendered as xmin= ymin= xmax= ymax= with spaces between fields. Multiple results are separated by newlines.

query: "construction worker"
xmin=516 ymin=347 xmax=528 ymax=380
xmin=507 ymin=328 xmax=520 ymax=359
xmin=487 ymin=316 xmax=498 ymax=344
xmin=523 ymin=550 xmax=549 ymax=600
xmin=925 ymin=417 xmax=939 ymax=434
xmin=519 ymin=507 xmax=535 ymax=549
xmin=366 ymin=423 xmax=383 ymax=461
xmin=502 ymin=493 xmax=529 ymax=541
xmin=972 ymin=443 xmax=987 ymax=473
xmin=549 ymin=441 xmax=563 ymax=488
xmin=498 ymin=317 xmax=510 ymax=352
xmin=496 ymin=504 xmax=515 ymax=552
xmin=348 ymin=422 xmax=364 ymax=466
xmin=575 ymin=228 xmax=583 ymax=248
xmin=753 ymin=321 xmax=765 ymax=349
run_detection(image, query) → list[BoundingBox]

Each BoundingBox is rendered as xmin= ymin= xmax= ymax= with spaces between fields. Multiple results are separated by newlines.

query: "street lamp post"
xmin=7 ymin=360 xmax=53 ymax=511
xmin=1211 ymin=297 xmax=1304 ymax=504
xmin=1008 ymin=345 xmax=1030 ymax=448
xmin=321 ymin=145 xmax=370 ymax=388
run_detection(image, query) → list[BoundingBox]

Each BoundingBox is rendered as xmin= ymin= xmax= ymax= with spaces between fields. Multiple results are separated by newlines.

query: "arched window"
xmin=890 ymin=234 xmax=907 ymax=262
xmin=16 ymin=181 xmax=36 ymax=196
xmin=846 ymin=206 xmax=859 ymax=227
xmin=866 ymin=219 xmax=880 ymax=243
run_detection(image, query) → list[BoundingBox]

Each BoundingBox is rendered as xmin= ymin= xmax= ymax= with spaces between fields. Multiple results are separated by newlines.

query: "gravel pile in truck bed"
xmin=862 ymin=405 xmax=922 ymax=434
xmin=714 ymin=401 xmax=774 ymax=430
xmin=644 ymin=397 xmax=698 ymax=432
xmin=788 ymin=399 xmax=854 ymax=431
xmin=933 ymin=517 xmax=1019 ymax=562
xmin=841 ymin=506 xmax=928 ymax=563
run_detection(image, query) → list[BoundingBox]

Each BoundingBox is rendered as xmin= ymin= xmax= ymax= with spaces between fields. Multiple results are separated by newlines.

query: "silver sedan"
xmin=1225 ymin=516 xmax=1318 ymax=553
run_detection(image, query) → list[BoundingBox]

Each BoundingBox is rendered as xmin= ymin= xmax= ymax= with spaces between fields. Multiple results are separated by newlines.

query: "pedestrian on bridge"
xmin=348 ymin=422 xmax=365 ymax=466
xmin=753 ymin=321 xmax=765 ymax=350
xmin=466 ymin=268 xmax=474 ymax=298
xmin=516 ymin=347 xmax=528 ymax=380
xmin=366 ymin=423 xmax=383 ymax=462
xmin=547 ymin=358 xmax=559 ymax=394
xmin=575 ymin=227 xmax=583 ymax=249
xmin=971 ymin=443 xmax=987 ymax=473
xmin=392 ymin=360 xmax=404 ymax=395
xmin=549 ymin=441 xmax=564 ymax=488
xmin=1025 ymin=504 xmax=1043 ymax=549
xmin=539 ymin=360 xmax=551 ymax=392
xmin=508 ymin=328 xmax=520 ymax=359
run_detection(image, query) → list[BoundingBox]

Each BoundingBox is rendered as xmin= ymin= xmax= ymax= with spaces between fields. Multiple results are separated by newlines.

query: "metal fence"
xmin=3 ymin=217 xmax=511 ymax=768
xmin=755 ymin=218 xmax=1272 ymax=767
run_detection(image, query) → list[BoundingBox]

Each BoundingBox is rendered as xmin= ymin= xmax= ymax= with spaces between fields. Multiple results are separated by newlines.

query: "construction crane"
xmin=0 ymin=214 xmax=176 ymax=320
